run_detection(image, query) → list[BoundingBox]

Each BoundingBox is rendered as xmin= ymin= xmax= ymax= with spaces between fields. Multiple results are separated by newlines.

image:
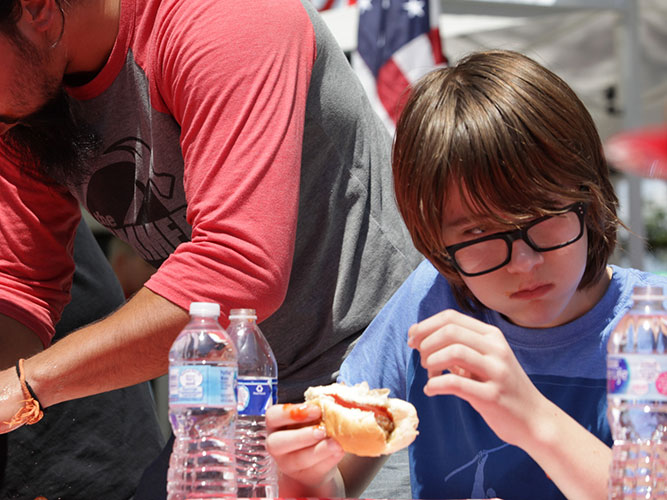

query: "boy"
xmin=265 ymin=50 xmax=667 ymax=500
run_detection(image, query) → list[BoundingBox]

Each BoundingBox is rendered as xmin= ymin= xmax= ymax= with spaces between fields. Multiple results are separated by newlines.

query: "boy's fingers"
xmin=423 ymin=344 xmax=490 ymax=381
xmin=266 ymin=403 xmax=321 ymax=431
xmin=424 ymin=371 xmax=487 ymax=399
xmin=281 ymin=438 xmax=345 ymax=479
xmin=266 ymin=424 xmax=328 ymax=457
xmin=409 ymin=309 xmax=486 ymax=347
xmin=417 ymin=323 xmax=483 ymax=359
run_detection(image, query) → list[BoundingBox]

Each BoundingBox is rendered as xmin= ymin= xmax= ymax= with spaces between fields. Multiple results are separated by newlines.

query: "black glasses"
xmin=443 ymin=202 xmax=587 ymax=277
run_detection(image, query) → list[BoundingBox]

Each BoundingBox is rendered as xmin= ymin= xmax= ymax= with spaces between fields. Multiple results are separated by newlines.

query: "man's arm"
xmin=0 ymin=286 xmax=188 ymax=432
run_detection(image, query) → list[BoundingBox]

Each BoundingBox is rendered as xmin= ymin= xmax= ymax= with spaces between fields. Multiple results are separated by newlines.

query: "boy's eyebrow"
xmin=446 ymin=213 xmax=516 ymax=230
xmin=445 ymin=215 xmax=473 ymax=228
xmin=445 ymin=210 xmax=498 ymax=227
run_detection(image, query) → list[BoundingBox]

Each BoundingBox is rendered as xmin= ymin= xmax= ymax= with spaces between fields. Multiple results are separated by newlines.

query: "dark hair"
xmin=393 ymin=50 xmax=619 ymax=310
xmin=0 ymin=0 xmax=22 ymax=35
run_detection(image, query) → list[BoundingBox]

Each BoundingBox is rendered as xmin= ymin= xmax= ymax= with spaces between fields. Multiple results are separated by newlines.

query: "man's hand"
xmin=0 ymin=287 xmax=189 ymax=434
xmin=0 ymin=362 xmax=29 ymax=433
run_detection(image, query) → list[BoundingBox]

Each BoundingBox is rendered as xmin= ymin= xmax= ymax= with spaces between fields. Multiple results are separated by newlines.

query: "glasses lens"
xmin=452 ymin=238 xmax=508 ymax=275
xmin=526 ymin=210 xmax=582 ymax=250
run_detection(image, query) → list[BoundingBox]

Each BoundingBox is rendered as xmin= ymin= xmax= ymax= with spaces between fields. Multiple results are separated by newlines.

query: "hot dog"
xmin=304 ymin=382 xmax=419 ymax=457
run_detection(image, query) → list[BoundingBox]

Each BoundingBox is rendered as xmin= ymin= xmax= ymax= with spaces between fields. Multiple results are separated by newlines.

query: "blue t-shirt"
xmin=339 ymin=261 xmax=667 ymax=499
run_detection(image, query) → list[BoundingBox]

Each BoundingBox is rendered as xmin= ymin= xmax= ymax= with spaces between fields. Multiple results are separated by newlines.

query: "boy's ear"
xmin=19 ymin=0 xmax=60 ymax=33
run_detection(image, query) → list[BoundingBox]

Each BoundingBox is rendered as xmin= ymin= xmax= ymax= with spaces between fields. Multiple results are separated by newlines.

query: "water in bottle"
xmin=226 ymin=308 xmax=278 ymax=498
xmin=167 ymin=302 xmax=238 ymax=499
xmin=607 ymin=286 xmax=667 ymax=499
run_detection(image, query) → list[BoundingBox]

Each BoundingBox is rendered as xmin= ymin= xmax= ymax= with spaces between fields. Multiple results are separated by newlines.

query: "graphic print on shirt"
xmin=86 ymin=136 xmax=191 ymax=267
xmin=443 ymin=443 xmax=508 ymax=499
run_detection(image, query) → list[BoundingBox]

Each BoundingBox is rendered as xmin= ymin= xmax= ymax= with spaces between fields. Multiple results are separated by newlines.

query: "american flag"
xmin=352 ymin=0 xmax=446 ymax=134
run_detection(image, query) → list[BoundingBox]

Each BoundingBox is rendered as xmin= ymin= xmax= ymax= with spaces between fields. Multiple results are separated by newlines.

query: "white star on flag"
xmin=402 ymin=0 xmax=425 ymax=18
xmin=358 ymin=0 xmax=373 ymax=13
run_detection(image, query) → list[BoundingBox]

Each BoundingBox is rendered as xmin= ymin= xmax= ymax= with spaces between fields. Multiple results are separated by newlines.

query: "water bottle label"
xmin=237 ymin=377 xmax=277 ymax=416
xmin=169 ymin=365 xmax=237 ymax=407
xmin=608 ymin=354 xmax=667 ymax=400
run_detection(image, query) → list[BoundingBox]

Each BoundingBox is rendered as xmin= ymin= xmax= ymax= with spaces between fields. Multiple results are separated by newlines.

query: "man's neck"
xmin=62 ymin=0 xmax=122 ymax=85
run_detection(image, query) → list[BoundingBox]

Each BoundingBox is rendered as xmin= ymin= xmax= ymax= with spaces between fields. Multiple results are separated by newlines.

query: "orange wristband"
xmin=3 ymin=359 xmax=44 ymax=428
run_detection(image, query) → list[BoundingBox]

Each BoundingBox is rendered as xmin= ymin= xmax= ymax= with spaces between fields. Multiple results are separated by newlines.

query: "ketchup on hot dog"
xmin=331 ymin=394 xmax=395 ymax=436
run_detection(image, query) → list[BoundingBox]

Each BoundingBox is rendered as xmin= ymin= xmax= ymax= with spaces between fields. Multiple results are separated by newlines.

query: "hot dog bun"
xmin=304 ymin=382 xmax=419 ymax=457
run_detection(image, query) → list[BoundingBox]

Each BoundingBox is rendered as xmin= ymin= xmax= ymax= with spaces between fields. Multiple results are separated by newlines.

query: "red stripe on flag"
xmin=318 ymin=0 xmax=336 ymax=11
xmin=428 ymin=28 xmax=447 ymax=65
xmin=377 ymin=59 xmax=411 ymax=124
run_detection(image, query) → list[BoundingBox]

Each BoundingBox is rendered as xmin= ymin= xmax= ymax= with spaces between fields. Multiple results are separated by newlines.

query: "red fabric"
xmin=0 ymin=143 xmax=79 ymax=346
xmin=70 ymin=0 xmax=317 ymax=324
xmin=605 ymin=125 xmax=667 ymax=179
xmin=143 ymin=0 xmax=315 ymax=322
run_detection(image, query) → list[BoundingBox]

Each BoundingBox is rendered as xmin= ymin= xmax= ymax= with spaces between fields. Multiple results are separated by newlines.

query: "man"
xmin=0 ymin=0 xmax=420 ymax=458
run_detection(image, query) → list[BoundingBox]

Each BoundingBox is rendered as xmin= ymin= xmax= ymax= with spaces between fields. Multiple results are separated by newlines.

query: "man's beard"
xmin=3 ymin=88 xmax=101 ymax=186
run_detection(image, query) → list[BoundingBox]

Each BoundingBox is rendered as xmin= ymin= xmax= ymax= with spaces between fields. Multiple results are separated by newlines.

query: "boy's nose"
xmin=506 ymin=239 xmax=544 ymax=273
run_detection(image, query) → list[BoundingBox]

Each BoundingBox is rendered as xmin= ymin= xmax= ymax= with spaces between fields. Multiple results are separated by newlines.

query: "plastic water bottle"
xmin=226 ymin=308 xmax=278 ymax=498
xmin=607 ymin=286 xmax=667 ymax=499
xmin=167 ymin=302 xmax=238 ymax=499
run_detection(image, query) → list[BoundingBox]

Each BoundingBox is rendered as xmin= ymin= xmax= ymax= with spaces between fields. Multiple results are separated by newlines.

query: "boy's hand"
xmin=407 ymin=309 xmax=545 ymax=448
xmin=266 ymin=403 xmax=345 ymax=496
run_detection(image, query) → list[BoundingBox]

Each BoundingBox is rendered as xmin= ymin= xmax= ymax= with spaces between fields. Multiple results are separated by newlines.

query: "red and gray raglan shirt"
xmin=0 ymin=0 xmax=421 ymax=402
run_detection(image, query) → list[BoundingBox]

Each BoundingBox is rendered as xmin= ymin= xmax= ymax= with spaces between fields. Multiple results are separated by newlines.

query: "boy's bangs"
xmin=444 ymin=96 xmax=584 ymax=223
xmin=450 ymin=152 xmax=576 ymax=224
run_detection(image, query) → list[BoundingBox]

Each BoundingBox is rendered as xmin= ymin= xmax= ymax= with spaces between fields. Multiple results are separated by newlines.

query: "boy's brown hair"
xmin=393 ymin=50 xmax=619 ymax=310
